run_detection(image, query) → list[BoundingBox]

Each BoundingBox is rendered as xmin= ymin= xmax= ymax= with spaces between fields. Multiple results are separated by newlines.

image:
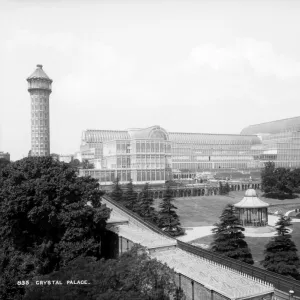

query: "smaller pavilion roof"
xmin=234 ymin=189 xmax=269 ymax=208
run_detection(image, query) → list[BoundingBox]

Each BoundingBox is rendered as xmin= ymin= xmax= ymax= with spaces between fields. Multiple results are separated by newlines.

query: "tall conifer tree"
xmin=158 ymin=183 xmax=184 ymax=236
xmin=211 ymin=204 xmax=254 ymax=264
xmin=123 ymin=179 xmax=138 ymax=211
xmin=137 ymin=183 xmax=156 ymax=222
xmin=261 ymin=215 xmax=300 ymax=279
xmin=110 ymin=177 xmax=123 ymax=202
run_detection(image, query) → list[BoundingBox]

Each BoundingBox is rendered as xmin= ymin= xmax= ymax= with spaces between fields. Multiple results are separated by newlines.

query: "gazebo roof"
xmin=234 ymin=189 xmax=269 ymax=208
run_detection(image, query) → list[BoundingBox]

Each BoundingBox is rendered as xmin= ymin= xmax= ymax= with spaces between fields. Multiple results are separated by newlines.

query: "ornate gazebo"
xmin=234 ymin=189 xmax=269 ymax=227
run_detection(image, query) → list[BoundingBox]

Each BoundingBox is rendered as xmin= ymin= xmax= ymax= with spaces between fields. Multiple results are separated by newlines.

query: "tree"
xmin=261 ymin=162 xmax=296 ymax=199
xmin=123 ymin=179 xmax=138 ymax=211
xmin=23 ymin=246 xmax=185 ymax=300
xmin=158 ymin=183 xmax=184 ymax=236
xmin=0 ymin=158 xmax=10 ymax=172
xmin=0 ymin=157 xmax=111 ymax=299
xmin=82 ymin=159 xmax=94 ymax=169
xmin=261 ymin=161 xmax=277 ymax=194
xmin=225 ymin=182 xmax=230 ymax=194
xmin=136 ymin=183 xmax=156 ymax=222
xmin=68 ymin=158 xmax=80 ymax=169
xmin=211 ymin=204 xmax=254 ymax=264
xmin=219 ymin=181 xmax=229 ymax=195
xmin=261 ymin=215 xmax=300 ymax=279
xmin=110 ymin=177 xmax=123 ymax=202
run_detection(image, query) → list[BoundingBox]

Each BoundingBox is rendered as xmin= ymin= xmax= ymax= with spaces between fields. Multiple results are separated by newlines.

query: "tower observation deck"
xmin=27 ymin=65 xmax=52 ymax=156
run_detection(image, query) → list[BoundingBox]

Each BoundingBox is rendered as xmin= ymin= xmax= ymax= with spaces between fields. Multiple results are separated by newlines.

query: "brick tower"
xmin=27 ymin=65 xmax=52 ymax=156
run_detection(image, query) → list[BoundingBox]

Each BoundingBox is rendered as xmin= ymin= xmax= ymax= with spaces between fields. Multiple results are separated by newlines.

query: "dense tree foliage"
xmin=219 ymin=181 xmax=230 ymax=195
xmin=136 ymin=183 xmax=156 ymax=223
xmin=110 ymin=177 xmax=123 ymax=202
xmin=68 ymin=158 xmax=80 ymax=168
xmin=261 ymin=215 xmax=300 ymax=279
xmin=261 ymin=162 xmax=299 ymax=199
xmin=211 ymin=204 xmax=254 ymax=264
xmin=23 ymin=246 xmax=184 ymax=300
xmin=0 ymin=157 xmax=111 ymax=299
xmin=0 ymin=158 xmax=10 ymax=172
xmin=123 ymin=179 xmax=138 ymax=211
xmin=158 ymin=183 xmax=184 ymax=236
xmin=81 ymin=159 xmax=94 ymax=169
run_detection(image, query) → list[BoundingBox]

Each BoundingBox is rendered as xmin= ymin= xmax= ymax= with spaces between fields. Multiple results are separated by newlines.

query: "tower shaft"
xmin=27 ymin=65 xmax=52 ymax=157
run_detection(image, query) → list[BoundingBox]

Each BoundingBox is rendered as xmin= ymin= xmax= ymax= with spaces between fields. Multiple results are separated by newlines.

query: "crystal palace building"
xmin=78 ymin=116 xmax=300 ymax=185
xmin=78 ymin=125 xmax=261 ymax=184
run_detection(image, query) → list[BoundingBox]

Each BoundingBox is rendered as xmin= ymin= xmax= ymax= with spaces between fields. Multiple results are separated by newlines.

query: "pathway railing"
xmin=103 ymin=195 xmax=300 ymax=298
xmin=177 ymin=241 xmax=300 ymax=297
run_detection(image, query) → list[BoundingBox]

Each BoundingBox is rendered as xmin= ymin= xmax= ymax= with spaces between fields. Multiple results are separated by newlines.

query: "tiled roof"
xmin=27 ymin=65 xmax=52 ymax=82
xmin=151 ymin=248 xmax=274 ymax=299
xmin=241 ymin=116 xmax=300 ymax=135
xmin=103 ymin=198 xmax=177 ymax=249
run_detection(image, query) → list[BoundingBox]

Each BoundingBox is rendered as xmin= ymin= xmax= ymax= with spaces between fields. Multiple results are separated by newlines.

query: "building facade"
xmin=27 ymin=65 xmax=52 ymax=157
xmin=241 ymin=116 xmax=300 ymax=168
xmin=0 ymin=152 xmax=10 ymax=161
xmin=79 ymin=125 xmax=261 ymax=184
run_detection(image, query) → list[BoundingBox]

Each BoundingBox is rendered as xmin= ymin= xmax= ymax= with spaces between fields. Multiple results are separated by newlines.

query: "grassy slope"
xmin=153 ymin=191 xmax=300 ymax=267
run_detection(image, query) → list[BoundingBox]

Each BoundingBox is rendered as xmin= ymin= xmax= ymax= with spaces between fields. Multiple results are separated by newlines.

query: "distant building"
xmin=0 ymin=152 xmax=10 ymax=161
xmin=79 ymin=125 xmax=261 ymax=184
xmin=27 ymin=65 xmax=52 ymax=157
xmin=59 ymin=154 xmax=74 ymax=163
xmin=241 ymin=116 xmax=300 ymax=168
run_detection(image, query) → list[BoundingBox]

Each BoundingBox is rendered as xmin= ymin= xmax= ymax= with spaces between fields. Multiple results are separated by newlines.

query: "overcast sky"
xmin=1 ymin=0 xmax=300 ymax=160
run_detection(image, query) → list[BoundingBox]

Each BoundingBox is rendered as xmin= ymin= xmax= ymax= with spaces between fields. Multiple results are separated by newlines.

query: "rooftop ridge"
xmin=169 ymin=132 xmax=258 ymax=137
xmin=85 ymin=129 xmax=128 ymax=132
xmin=83 ymin=129 xmax=258 ymax=137
xmin=244 ymin=116 xmax=300 ymax=128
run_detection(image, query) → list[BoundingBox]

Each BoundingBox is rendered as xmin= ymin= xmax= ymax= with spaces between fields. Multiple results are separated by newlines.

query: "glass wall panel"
xmin=155 ymin=142 xmax=159 ymax=152
xmin=117 ymin=171 xmax=121 ymax=180
xmin=136 ymin=142 xmax=140 ymax=153
xmin=151 ymin=142 xmax=155 ymax=152
xmin=146 ymin=142 xmax=150 ymax=152
xmin=156 ymin=170 xmax=161 ymax=180
xmin=142 ymin=171 xmax=146 ymax=181
xmin=137 ymin=170 xmax=142 ymax=181
xmin=151 ymin=170 xmax=155 ymax=181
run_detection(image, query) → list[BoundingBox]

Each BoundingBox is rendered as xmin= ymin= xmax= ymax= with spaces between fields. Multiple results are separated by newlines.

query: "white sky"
xmin=1 ymin=0 xmax=300 ymax=160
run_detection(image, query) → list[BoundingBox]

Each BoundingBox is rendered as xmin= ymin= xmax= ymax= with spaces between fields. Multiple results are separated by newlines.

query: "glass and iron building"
xmin=79 ymin=125 xmax=262 ymax=184
xmin=241 ymin=116 xmax=300 ymax=168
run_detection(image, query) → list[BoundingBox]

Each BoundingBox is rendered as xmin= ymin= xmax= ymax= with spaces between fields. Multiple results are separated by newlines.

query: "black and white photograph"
xmin=1 ymin=0 xmax=300 ymax=299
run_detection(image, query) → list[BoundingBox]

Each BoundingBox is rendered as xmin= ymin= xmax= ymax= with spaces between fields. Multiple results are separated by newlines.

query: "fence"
xmin=177 ymin=241 xmax=300 ymax=297
xmin=102 ymin=195 xmax=173 ymax=238
xmin=103 ymin=195 xmax=300 ymax=299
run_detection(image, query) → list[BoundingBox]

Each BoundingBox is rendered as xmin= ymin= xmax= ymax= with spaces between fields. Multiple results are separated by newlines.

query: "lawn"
xmin=153 ymin=191 xmax=300 ymax=268
xmin=191 ymin=223 xmax=300 ymax=268
xmin=153 ymin=190 xmax=300 ymax=227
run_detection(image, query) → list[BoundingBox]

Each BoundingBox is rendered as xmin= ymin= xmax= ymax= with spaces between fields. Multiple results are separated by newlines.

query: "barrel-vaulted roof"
xmin=27 ymin=64 xmax=52 ymax=82
xmin=82 ymin=130 xmax=129 ymax=143
xmin=234 ymin=189 xmax=269 ymax=208
xmin=128 ymin=125 xmax=169 ymax=140
xmin=82 ymin=127 xmax=261 ymax=145
xmin=240 ymin=116 xmax=300 ymax=135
